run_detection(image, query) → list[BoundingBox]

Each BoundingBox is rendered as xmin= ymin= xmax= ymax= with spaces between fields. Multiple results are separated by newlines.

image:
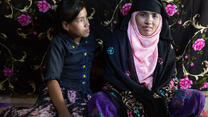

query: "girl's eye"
xmin=79 ymin=19 xmax=83 ymax=22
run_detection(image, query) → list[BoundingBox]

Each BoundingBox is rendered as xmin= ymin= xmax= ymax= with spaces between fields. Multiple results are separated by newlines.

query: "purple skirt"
xmin=88 ymin=89 xmax=205 ymax=117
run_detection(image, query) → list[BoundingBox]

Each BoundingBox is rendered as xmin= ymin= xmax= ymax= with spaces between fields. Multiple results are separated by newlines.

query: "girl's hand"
xmin=47 ymin=80 xmax=72 ymax=117
xmin=58 ymin=112 xmax=72 ymax=117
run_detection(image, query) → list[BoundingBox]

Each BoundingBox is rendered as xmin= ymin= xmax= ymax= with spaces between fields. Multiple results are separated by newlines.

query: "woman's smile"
xmin=142 ymin=26 xmax=153 ymax=31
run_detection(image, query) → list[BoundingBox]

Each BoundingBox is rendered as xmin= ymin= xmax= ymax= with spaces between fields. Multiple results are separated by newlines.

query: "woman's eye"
xmin=152 ymin=14 xmax=159 ymax=18
xmin=140 ymin=13 xmax=146 ymax=17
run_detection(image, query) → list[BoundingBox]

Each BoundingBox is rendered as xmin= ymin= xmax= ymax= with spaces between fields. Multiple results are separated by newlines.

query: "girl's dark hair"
xmin=52 ymin=0 xmax=85 ymax=35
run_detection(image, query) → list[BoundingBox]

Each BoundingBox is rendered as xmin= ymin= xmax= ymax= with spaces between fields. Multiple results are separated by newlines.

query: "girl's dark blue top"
xmin=44 ymin=33 xmax=96 ymax=94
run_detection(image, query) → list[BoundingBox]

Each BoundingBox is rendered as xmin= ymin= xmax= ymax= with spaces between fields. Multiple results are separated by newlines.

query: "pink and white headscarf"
xmin=127 ymin=11 xmax=162 ymax=90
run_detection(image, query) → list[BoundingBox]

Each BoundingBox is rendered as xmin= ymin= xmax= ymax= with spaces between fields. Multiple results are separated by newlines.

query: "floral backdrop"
xmin=0 ymin=0 xmax=208 ymax=96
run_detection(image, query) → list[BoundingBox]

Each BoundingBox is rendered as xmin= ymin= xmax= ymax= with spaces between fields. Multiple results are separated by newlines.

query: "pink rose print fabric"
xmin=179 ymin=77 xmax=193 ymax=89
xmin=17 ymin=14 xmax=32 ymax=26
xmin=192 ymin=38 xmax=205 ymax=51
xmin=165 ymin=4 xmax=177 ymax=16
xmin=37 ymin=0 xmax=51 ymax=13
xmin=3 ymin=67 xmax=14 ymax=77
xmin=120 ymin=3 xmax=132 ymax=16
xmin=201 ymin=82 xmax=208 ymax=90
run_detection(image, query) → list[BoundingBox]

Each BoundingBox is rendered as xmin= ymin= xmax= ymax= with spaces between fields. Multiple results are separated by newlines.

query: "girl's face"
xmin=135 ymin=11 xmax=161 ymax=36
xmin=63 ymin=7 xmax=90 ymax=38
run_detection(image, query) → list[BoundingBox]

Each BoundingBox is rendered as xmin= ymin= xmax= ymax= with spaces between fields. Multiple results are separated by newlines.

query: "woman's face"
xmin=63 ymin=7 xmax=90 ymax=38
xmin=135 ymin=11 xmax=161 ymax=36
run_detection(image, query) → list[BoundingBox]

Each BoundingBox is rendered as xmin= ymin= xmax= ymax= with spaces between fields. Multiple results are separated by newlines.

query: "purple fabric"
xmin=169 ymin=89 xmax=205 ymax=117
xmin=0 ymin=103 xmax=11 ymax=108
xmin=88 ymin=92 xmax=120 ymax=117
xmin=88 ymin=89 xmax=205 ymax=117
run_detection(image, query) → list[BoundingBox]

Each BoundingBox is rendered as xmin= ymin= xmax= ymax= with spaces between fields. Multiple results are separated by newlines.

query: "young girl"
xmin=1 ymin=0 xmax=96 ymax=116
xmin=88 ymin=0 xmax=205 ymax=116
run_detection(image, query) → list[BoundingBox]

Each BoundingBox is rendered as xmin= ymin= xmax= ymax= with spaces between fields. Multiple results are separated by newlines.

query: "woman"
xmin=88 ymin=0 xmax=205 ymax=117
xmin=0 ymin=0 xmax=96 ymax=116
